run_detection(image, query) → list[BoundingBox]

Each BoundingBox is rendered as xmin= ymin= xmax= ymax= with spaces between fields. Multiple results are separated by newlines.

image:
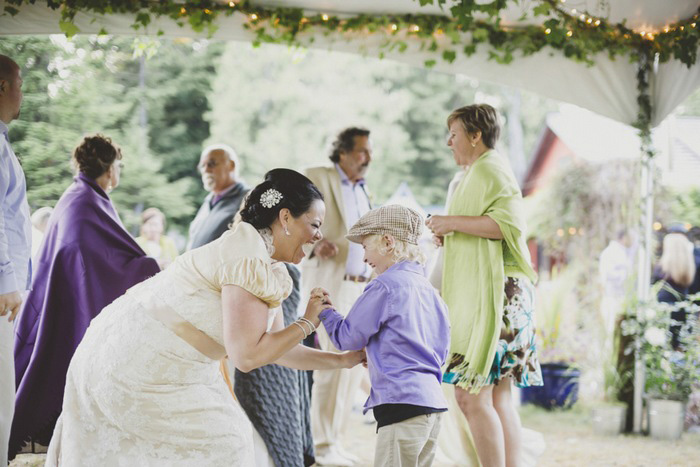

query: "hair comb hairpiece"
xmin=260 ymin=188 xmax=283 ymax=208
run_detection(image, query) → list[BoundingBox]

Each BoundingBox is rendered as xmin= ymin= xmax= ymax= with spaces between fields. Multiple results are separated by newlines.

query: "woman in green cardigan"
xmin=426 ymin=104 xmax=542 ymax=467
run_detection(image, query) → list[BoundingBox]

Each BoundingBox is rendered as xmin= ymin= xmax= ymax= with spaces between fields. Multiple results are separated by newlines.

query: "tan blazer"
xmin=300 ymin=166 xmax=350 ymax=299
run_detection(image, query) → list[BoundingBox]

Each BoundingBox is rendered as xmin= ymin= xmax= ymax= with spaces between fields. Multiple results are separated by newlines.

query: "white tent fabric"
xmin=2 ymin=0 xmax=699 ymax=127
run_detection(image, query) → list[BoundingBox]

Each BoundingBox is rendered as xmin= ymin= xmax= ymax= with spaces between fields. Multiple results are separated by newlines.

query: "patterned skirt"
xmin=443 ymin=277 xmax=543 ymax=389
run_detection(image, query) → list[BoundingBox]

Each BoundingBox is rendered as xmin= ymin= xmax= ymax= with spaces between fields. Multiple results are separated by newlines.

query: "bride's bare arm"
xmin=222 ymin=285 xmax=309 ymax=372
xmin=268 ymin=312 xmax=365 ymax=370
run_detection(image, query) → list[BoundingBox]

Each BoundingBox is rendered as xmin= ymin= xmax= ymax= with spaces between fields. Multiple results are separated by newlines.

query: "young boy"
xmin=318 ymin=204 xmax=451 ymax=467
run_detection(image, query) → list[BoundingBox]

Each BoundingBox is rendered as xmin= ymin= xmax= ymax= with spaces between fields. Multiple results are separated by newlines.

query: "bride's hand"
xmin=339 ymin=349 xmax=366 ymax=369
xmin=304 ymin=287 xmax=332 ymax=324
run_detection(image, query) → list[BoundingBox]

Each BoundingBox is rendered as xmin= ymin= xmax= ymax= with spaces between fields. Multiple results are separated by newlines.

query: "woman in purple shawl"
xmin=9 ymin=135 xmax=159 ymax=458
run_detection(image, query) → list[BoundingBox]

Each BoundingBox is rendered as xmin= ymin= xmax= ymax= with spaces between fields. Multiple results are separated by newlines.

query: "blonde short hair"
xmin=364 ymin=234 xmax=426 ymax=265
xmin=660 ymin=233 xmax=696 ymax=287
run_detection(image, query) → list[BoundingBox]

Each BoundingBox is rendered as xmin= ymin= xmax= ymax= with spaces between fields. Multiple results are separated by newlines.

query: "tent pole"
xmin=633 ymin=150 xmax=653 ymax=433
xmin=632 ymin=48 xmax=655 ymax=434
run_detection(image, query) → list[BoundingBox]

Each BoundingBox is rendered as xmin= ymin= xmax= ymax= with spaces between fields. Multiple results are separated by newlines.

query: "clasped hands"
xmin=425 ymin=215 xmax=452 ymax=247
xmin=303 ymin=287 xmax=366 ymax=369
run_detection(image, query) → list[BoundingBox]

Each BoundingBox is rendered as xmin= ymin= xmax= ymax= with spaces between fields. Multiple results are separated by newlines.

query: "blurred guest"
xmin=136 ymin=207 xmax=178 ymax=269
xmin=186 ymin=144 xmax=248 ymax=250
xmin=599 ymin=229 xmax=634 ymax=336
xmin=9 ymin=135 xmax=159 ymax=459
xmin=652 ymin=233 xmax=696 ymax=349
xmin=30 ymin=207 xmax=53 ymax=258
xmin=0 ymin=54 xmax=31 ymax=467
xmin=688 ymin=226 xmax=700 ymax=297
xmin=234 ymin=264 xmax=315 ymax=467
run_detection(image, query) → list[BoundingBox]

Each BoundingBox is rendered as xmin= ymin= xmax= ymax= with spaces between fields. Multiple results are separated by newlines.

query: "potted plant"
xmin=622 ymin=297 xmax=700 ymax=440
xmin=590 ymin=351 xmax=628 ymax=435
xmin=522 ymin=270 xmax=583 ymax=409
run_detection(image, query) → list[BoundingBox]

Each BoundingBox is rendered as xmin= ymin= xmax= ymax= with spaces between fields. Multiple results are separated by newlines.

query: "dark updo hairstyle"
xmin=447 ymin=104 xmax=501 ymax=149
xmin=239 ymin=168 xmax=324 ymax=230
xmin=71 ymin=134 xmax=122 ymax=179
xmin=328 ymin=127 xmax=370 ymax=163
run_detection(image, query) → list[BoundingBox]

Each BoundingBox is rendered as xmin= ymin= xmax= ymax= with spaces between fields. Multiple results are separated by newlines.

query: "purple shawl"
xmin=9 ymin=173 xmax=159 ymax=457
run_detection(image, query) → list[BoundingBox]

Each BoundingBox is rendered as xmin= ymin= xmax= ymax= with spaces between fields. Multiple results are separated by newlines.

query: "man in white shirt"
xmin=302 ymin=127 xmax=373 ymax=466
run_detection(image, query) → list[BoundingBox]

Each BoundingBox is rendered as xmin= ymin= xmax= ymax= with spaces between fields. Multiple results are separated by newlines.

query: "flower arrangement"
xmin=621 ymin=294 xmax=700 ymax=402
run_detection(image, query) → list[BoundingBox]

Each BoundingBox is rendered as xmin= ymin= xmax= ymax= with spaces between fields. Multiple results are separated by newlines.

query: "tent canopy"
xmin=2 ymin=0 xmax=699 ymax=127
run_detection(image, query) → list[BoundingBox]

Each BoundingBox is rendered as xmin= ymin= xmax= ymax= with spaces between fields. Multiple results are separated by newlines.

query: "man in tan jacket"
xmin=302 ymin=127 xmax=373 ymax=466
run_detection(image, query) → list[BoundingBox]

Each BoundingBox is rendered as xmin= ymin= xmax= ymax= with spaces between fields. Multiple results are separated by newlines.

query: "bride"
xmin=46 ymin=168 xmax=365 ymax=466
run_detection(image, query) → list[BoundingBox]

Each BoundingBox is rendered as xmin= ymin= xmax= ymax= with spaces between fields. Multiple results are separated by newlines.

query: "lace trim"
xmin=257 ymin=228 xmax=275 ymax=257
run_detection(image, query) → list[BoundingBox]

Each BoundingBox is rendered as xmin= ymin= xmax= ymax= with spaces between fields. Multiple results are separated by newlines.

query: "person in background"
xmin=30 ymin=207 xmax=53 ymax=259
xmin=0 ymin=53 xmax=31 ymax=467
xmin=187 ymin=144 xmax=248 ymax=250
xmin=687 ymin=226 xmax=700 ymax=298
xmin=426 ymin=104 xmax=542 ymax=467
xmin=652 ymin=232 xmax=696 ymax=349
xmin=302 ymin=127 xmax=374 ymax=466
xmin=9 ymin=134 xmax=160 ymax=460
xmin=136 ymin=207 xmax=178 ymax=269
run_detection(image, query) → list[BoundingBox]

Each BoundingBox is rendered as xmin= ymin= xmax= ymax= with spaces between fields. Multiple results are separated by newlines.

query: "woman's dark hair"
xmin=329 ymin=127 xmax=370 ymax=163
xmin=240 ymin=168 xmax=324 ymax=230
xmin=447 ymin=104 xmax=501 ymax=149
xmin=72 ymin=134 xmax=122 ymax=179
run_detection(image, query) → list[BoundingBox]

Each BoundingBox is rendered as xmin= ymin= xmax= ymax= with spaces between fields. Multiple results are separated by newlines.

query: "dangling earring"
xmin=471 ymin=142 xmax=476 ymax=147
xmin=107 ymin=184 xmax=113 ymax=191
xmin=284 ymin=226 xmax=291 ymax=236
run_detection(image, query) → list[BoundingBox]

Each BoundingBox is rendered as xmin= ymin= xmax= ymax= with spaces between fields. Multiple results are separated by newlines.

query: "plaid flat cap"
xmin=346 ymin=204 xmax=424 ymax=245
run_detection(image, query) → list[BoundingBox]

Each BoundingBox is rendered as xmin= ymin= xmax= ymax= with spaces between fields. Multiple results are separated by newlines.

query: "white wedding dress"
xmin=46 ymin=222 xmax=292 ymax=466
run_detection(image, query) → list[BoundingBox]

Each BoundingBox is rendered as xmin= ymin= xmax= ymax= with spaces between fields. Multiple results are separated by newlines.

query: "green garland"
xmin=3 ymin=0 xmax=698 ymax=140
xmin=3 ymin=1 xmax=699 ymax=68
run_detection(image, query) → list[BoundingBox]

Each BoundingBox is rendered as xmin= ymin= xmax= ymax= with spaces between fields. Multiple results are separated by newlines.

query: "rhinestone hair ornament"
xmin=260 ymin=188 xmax=283 ymax=208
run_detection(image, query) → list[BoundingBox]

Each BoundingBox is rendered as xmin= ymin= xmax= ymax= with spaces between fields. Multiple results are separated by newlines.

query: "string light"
xmin=579 ymin=14 xmax=585 ymax=21
xmin=409 ymin=24 xmax=420 ymax=32
xmin=203 ymin=9 xmax=211 ymax=14
xmin=692 ymin=23 xmax=697 ymax=28
xmin=321 ymin=14 xmax=329 ymax=21
xmin=586 ymin=18 xmax=593 ymax=24
xmin=228 ymin=1 xmax=235 ymax=7
xmin=664 ymin=27 xmax=670 ymax=33
xmin=566 ymin=30 xmax=573 ymax=37
xmin=594 ymin=19 xmax=601 ymax=26
xmin=568 ymin=227 xmax=577 ymax=235
xmin=557 ymin=229 xmax=565 ymax=237
xmin=180 ymin=7 xmax=186 ymax=14
xmin=545 ymin=28 xmax=551 ymax=34
xmin=680 ymin=26 xmax=685 ymax=30
xmin=571 ymin=9 xmax=577 ymax=14
xmin=391 ymin=23 xmax=398 ymax=31
xmin=250 ymin=13 xmax=258 ymax=20
xmin=653 ymin=222 xmax=662 ymax=231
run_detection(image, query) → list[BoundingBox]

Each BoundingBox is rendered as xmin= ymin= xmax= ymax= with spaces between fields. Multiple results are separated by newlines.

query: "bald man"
xmin=0 ymin=54 xmax=31 ymax=466
xmin=186 ymin=144 xmax=249 ymax=250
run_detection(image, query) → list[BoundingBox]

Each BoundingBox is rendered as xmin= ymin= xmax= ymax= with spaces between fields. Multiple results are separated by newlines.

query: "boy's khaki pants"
xmin=374 ymin=412 xmax=443 ymax=467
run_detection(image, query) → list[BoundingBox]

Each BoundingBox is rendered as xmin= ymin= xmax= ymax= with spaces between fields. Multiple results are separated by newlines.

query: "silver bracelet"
xmin=298 ymin=317 xmax=317 ymax=334
xmin=291 ymin=321 xmax=308 ymax=339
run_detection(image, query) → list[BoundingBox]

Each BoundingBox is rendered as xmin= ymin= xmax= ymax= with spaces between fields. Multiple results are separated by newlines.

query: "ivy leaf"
xmin=59 ymin=20 xmax=80 ymax=37
xmin=424 ymin=59 xmax=437 ymax=68
xmin=4 ymin=6 xmax=19 ymax=16
xmin=442 ymin=49 xmax=456 ymax=62
xmin=533 ymin=4 xmax=551 ymax=17
xmin=135 ymin=12 xmax=151 ymax=28
xmin=472 ymin=27 xmax=489 ymax=41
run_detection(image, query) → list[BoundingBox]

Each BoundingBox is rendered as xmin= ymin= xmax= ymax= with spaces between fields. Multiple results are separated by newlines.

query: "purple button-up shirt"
xmin=320 ymin=261 xmax=450 ymax=412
